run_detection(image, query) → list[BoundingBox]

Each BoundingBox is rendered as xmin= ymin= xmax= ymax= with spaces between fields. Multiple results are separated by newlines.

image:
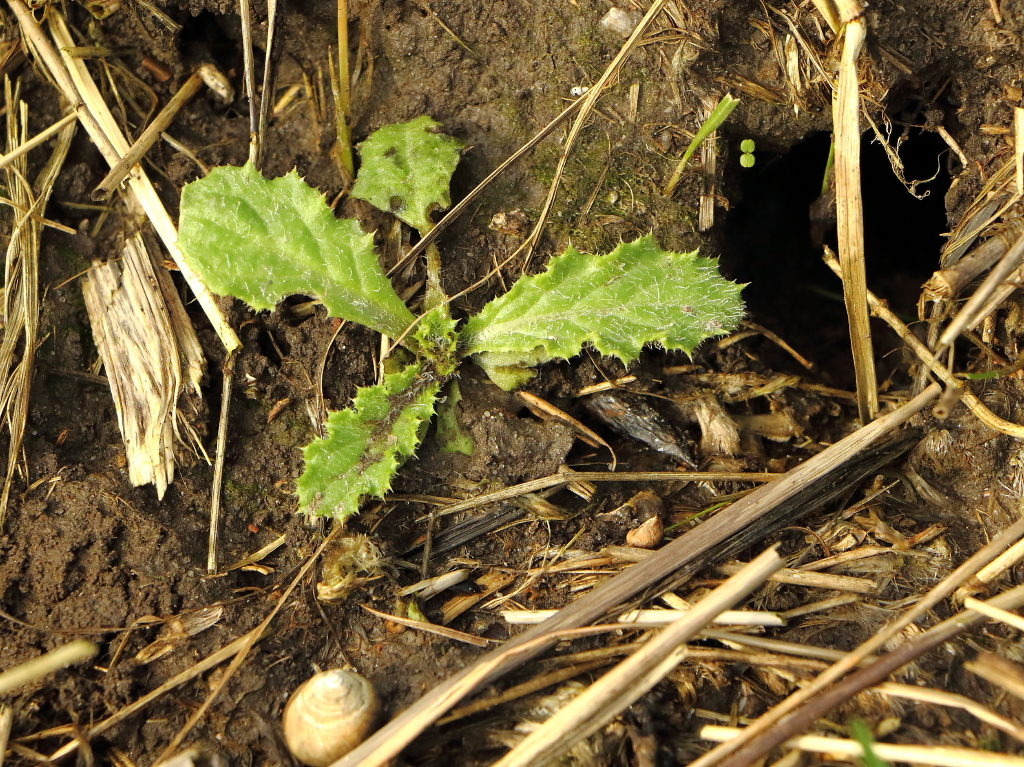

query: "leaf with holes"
xmin=350 ymin=116 xmax=463 ymax=233
xmin=460 ymin=234 xmax=746 ymax=389
xmin=297 ymin=363 xmax=440 ymax=519
xmin=177 ymin=162 xmax=416 ymax=338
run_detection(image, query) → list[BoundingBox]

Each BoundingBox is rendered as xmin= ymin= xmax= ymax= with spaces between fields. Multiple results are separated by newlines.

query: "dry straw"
xmin=832 ymin=0 xmax=877 ymax=421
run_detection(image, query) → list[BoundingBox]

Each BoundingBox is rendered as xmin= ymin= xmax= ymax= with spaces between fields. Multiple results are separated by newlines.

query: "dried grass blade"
xmin=491 ymin=547 xmax=783 ymax=767
xmin=335 ymin=386 xmax=937 ymax=767
xmin=0 ymin=110 xmax=75 ymax=173
xmin=152 ymin=525 xmax=348 ymax=764
xmin=46 ymin=626 xmax=270 ymax=761
xmin=689 ymin=512 xmax=1024 ymax=767
xmin=874 ymin=682 xmax=1024 ymax=743
xmin=426 ymin=470 xmax=780 ymax=519
xmin=521 ymin=0 xmax=671 ymax=269
xmin=359 ymin=605 xmax=490 ymax=647
xmin=0 ymin=81 xmax=75 ymax=527
xmin=4 ymin=1 xmax=239 ymax=353
xmin=711 ymin=582 xmax=1024 ymax=767
xmin=0 ymin=639 xmax=97 ymax=695
xmin=0 ymin=703 xmax=11 ymax=766
xmin=702 ymin=727 xmax=1024 ymax=767
xmin=254 ymin=0 xmax=279 ymax=170
xmin=824 ymin=248 xmax=1024 ymax=437
xmin=832 ymin=0 xmax=876 ymax=421
xmin=962 ymin=596 xmax=1024 ymax=632
xmin=965 ymin=652 xmax=1024 ymax=701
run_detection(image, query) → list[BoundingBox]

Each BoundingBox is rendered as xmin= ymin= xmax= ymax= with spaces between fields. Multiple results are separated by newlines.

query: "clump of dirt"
xmin=1 ymin=0 xmax=1023 ymax=764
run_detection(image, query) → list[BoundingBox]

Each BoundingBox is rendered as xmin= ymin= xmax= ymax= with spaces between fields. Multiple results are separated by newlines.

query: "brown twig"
xmin=333 ymin=385 xmax=937 ymax=767
xmin=686 ymin=509 xmax=1024 ymax=767
xmin=93 ymin=71 xmax=204 ymax=199
xmin=711 ymin=583 xmax=1024 ymax=767
xmin=207 ymin=351 xmax=236 ymax=574
xmin=493 ymin=548 xmax=784 ymax=767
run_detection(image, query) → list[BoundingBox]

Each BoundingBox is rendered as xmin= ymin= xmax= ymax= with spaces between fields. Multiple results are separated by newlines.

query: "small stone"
xmin=626 ymin=515 xmax=664 ymax=549
xmin=600 ymin=8 xmax=637 ymax=38
xmin=489 ymin=209 xmax=530 ymax=237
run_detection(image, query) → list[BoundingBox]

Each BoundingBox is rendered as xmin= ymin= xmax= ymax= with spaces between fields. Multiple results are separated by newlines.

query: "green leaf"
xmin=435 ymin=381 xmax=474 ymax=455
xmin=351 ymin=116 xmax=463 ymax=233
xmin=848 ymin=719 xmax=890 ymax=767
xmin=178 ymin=163 xmax=416 ymax=338
xmin=297 ymin=364 xmax=440 ymax=519
xmin=413 ymin=305 xmax=460 ymax=377
xmin=461 ymin=234 xmax=745 ymax=389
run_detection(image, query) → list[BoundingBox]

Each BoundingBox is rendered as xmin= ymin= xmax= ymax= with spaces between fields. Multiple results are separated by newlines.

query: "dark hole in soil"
xmin=719 ymin=128 xmax=950 ymax=387
xmin=178 ymin=11 xmax=243 ymax=73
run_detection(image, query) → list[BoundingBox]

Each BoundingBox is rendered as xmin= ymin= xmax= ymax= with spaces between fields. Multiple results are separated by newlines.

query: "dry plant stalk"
xmin=874 ymin=681 xmax=1024 ymax=743
xmin=702 ymin=726 xmax=1024 ymax=767
xmin=711 ymin=582 xmax=1024 ymax=767
xmin=965 ymin=652 xmax=1024 ymax=701
xmin=0 ymin=640 xmax=96 ymax=695
xmin=824 ymin=249 xmax=1024 ymax=437
xmin=93 ymin=70 xmax=205 ymax=199
xmin=0 ymin=704 xmax=11 ymax=766
xmin=5 ymin=0 xmax=239 ymax=353
xmin=81 ymin=235 xmax=203 ymax=497
xmin=832 ymin=0 xmax=877 ymax=421
xmin=937 ymin=228 xmax=1024 ymax=348
xmin=689 ymin=514 xmax=1024 ymax=767
xmin=335 ymin=384 xmax=937 ymax=767
xmin=492 ymin=548 xmax=783 ymax=767
xmin=0 ymin=80 xmax=75 ymax=528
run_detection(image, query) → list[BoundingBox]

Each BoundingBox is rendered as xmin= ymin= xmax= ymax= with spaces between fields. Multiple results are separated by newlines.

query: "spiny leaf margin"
xmin=177 ymin=162 xmax=416 ymax=338
xmin=297 ymin=364 xmax=440 ymax=519
xmin=351 ymin=116 xmax=463 ymax=233
xmin=461 ymin=234 xmax=745 ymax=389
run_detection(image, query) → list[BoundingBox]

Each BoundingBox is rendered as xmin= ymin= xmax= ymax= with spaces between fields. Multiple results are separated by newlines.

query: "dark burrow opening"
xmin=718 ymin=128 xmax=951 ymax=389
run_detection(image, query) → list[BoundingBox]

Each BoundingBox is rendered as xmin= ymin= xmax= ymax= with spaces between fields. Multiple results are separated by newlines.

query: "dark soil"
xmin=1 ymin=0 xmax=1023 ymax=765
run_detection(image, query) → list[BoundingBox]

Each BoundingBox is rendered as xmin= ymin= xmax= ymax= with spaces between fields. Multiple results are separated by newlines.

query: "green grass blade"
xmin=849 ymin=719 xmax=890 ymax=767
xmin=663 ymin=94 xmax=740 ymax=197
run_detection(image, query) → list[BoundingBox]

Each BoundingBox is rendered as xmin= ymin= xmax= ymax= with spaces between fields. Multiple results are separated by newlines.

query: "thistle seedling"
xmin=177 ymin=116 xmax=745 ymax=521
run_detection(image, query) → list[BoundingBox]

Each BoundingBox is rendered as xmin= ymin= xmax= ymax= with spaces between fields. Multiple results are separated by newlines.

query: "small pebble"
xmin=626 ymin=516 xmax=664 ymax=549
xmin=600 ymin=8 xmax=637 ymax=38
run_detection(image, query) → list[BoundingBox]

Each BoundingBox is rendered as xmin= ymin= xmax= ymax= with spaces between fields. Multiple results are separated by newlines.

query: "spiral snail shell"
xmin=282 ymin=669 xmax=381 ymax=767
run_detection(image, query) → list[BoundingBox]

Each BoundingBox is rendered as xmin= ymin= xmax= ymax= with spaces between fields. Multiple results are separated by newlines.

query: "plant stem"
xmin=332 ymin=0 xmax=354 ymax=181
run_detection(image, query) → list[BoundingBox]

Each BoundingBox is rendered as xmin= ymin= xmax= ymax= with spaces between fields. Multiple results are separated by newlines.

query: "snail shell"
xmin=282 ymin=669 xmax=381 ymax=767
